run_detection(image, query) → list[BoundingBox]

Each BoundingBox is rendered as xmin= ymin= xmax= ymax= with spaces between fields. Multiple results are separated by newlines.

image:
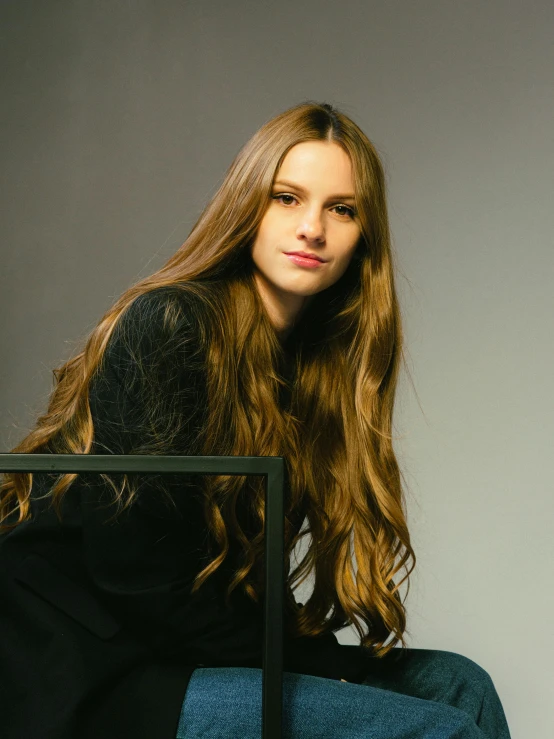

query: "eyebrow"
xmin=273 ymin=180 xmax=356 ymax=202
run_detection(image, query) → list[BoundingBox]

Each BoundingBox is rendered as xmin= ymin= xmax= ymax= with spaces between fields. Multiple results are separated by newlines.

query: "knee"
xmin=433 ymin=650 xmax=495 ymax=693
xmin=446 ymin=708 xmax=486 ymax=739
xmin=414 ymin=686 xmax=492 ymax=739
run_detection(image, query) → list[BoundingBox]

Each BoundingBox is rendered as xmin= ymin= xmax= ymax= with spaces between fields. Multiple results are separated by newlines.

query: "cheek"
xmin=251 ymin=231 xmax=273 ymax=269
xmin=253 ymin=215 xmax=281 ymax=254
xmin=258 ymin=211 xmax=280 ymax=237
xmin=332 ymin=249 xmax=359 ymax=279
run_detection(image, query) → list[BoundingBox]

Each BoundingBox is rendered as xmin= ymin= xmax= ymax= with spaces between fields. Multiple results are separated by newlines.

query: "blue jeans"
xmin=176 ymin=647 xmax=511 ymax=738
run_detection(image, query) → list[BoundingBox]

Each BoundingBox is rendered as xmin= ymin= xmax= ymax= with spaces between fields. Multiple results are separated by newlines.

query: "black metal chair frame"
xmin=0 ymin=453 xmax=285 ymax=739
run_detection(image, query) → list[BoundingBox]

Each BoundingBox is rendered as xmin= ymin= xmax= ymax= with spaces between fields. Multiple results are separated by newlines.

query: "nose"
xmin=295 ymin=209 xmax=325 ymax=242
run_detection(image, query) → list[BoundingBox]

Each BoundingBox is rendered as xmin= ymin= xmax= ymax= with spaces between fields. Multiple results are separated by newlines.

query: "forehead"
xmin=276 ymin=141 xmax=354 ymax=189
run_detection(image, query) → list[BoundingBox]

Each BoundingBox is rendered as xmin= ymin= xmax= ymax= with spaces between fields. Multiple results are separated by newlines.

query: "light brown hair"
xmin=1 ymin=101 xmax=415 ymax=657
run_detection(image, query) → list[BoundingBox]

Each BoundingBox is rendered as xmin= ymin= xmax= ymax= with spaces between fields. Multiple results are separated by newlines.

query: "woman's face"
xmin=251 ymin=140 xmax=362 ymax=339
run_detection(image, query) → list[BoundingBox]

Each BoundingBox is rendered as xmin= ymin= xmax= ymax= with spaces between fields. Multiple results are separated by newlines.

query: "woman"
xmin=0 ymin=101 xmax=511 ymax=738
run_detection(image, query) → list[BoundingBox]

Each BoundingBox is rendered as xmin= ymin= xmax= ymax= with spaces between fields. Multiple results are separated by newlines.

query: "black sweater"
xmin=0 ymin=285 xmax=371 ymax=739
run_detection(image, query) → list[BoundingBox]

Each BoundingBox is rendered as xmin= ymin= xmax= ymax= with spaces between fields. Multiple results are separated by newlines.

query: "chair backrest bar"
xmin=0 ymin=453 xmax=285 ymax=739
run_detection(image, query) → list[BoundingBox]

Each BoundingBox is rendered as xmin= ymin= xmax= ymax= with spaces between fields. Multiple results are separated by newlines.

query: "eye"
xmin=272 ymin=194 xmax=357 ymax=219
xmin=273 ymin=194 xmax=296 ymax=206
xmin=333 ymin=204 xmax=357 ymax=219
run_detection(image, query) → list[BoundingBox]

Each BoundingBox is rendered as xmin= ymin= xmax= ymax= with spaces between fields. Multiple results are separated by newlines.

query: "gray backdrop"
xmin=1 ymin=2 xmax=552 ymax=736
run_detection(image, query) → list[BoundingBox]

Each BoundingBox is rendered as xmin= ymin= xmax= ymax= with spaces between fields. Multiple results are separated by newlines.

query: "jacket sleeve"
xmin=81 ymin=287 xmax=227 ymax=659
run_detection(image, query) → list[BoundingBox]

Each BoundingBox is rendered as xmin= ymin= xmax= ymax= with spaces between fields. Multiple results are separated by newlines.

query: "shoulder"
xmin=118 ymin=284 xmax=206 ymax=336
xmin=89 ymin=285 xmax=209 ymax=451
xmin=108 ymin=284 xmax=208 ymax=360
xmin=96 ymin=284 xmax=210 ymax=395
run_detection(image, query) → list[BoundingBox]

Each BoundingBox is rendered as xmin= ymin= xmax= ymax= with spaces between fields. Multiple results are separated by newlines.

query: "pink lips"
xmin=284 ymin=253 xmax=325 ymax=268
xmin=284 ymin=251 xmax=325 ymax=262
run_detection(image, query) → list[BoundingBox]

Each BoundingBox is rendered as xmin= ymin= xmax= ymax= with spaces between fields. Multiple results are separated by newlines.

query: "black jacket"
xmin=0 ymin=286 xmax=371 ymax=739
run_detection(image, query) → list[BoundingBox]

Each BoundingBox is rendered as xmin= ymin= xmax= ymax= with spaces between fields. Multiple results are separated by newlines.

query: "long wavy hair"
xmin=0 ymin=100 xmax=415 ymax=657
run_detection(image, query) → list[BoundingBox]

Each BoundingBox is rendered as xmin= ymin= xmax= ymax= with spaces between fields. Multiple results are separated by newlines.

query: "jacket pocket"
xmin=13 ymin=553 xmax=121 ymax=640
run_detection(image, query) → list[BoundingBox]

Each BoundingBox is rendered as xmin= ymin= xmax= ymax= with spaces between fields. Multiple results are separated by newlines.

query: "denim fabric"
xmin=176 ymin=648 xmax=511 ymax=738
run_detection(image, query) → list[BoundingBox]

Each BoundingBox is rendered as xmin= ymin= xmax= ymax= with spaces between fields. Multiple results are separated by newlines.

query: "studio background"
xmin=1 ymin=2 xmax=552 ymax=737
